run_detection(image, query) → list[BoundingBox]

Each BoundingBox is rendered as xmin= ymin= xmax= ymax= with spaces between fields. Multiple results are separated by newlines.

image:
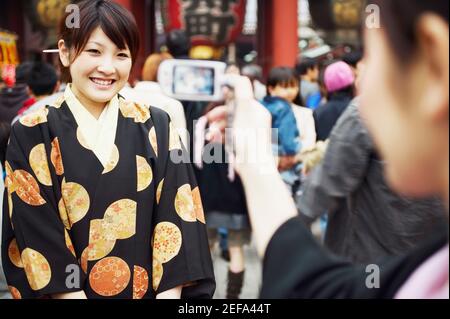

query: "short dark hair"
xmin=15 ymin=62 xmax=34 ymax=85
xmin=27 ymin=62 xmax=58 ymax=96
xmin=166 ymin=30 xmax=191 ymax=58
xmin=267 ymin=67 xmax=299 ymax=92
xmin=369 ymin=0 xmax=448 ymax=63
xmin=296 ymin=57 xmax=319 ymax=76
xmin=59 ymin=0 xmax=140 ymax=82
xmin=342 ymin=51 xmax=363 ymax=68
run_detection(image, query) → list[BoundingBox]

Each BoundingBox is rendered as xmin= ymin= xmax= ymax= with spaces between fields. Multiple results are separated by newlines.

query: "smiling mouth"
xmin=90 ymin=77 xmax=116 ymax=87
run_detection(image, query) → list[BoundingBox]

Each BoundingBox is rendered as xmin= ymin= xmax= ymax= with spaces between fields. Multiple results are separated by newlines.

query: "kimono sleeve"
xmin=151 ymin=109 xmax=215 ymax=299
xmin=1 ymin=121 xmax=85 ymax=299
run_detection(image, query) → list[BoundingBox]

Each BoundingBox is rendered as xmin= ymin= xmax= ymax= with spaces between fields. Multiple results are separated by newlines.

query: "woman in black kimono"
xmin=1 ymin=0 xmax=215 ymax=299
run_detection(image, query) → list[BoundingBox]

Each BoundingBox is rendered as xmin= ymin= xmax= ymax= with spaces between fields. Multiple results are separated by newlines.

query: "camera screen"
xmin=173 ymin=65 xmax=215 ymax=96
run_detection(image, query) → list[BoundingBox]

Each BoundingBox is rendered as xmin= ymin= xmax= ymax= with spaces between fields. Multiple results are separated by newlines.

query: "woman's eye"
xmin=118 ymin=53 xmax=129 ymax=58
xmin=86 ymin=49 xmax=100 ymax=54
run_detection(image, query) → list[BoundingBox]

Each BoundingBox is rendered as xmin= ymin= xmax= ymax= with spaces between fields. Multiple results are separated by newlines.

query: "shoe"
xmin=226 ymin=269 xmax=245 ymax=299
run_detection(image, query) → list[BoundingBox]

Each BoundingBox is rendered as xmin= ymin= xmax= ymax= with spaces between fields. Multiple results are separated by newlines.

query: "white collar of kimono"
xmin=64 ymin=84 xmax=119 ymax=168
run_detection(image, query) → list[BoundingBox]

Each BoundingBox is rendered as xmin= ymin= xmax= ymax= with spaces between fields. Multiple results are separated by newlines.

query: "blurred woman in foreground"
xmin=207 ymin=0 xmax=448 ymax=298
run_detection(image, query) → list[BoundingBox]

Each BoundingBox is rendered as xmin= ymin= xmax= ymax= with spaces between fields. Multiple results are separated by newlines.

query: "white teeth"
xmin=91 ymin=78 xmax=113 ymax=86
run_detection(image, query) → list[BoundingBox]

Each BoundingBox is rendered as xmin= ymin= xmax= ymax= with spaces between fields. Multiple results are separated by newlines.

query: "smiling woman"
xmin=1 ymin=0 xmax=215 ymax=300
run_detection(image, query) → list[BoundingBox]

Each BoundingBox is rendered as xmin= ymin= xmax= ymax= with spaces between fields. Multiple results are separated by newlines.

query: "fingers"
xmin=206 ymin=105 xmax=227 ymax=122
xmin=222 ymin=74 xmax=255 ymax=100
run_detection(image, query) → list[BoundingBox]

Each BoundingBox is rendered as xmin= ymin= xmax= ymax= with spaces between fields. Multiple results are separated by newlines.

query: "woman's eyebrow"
xmin=86 ymin=41 xmax=104 ymax=47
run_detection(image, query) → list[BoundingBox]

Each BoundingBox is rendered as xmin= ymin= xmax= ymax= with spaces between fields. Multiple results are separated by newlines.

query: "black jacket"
xmin=261 ymin=216 xmax=448 ymax=298
xmin=0 ymin=85 xmax=29 ymax=123
xmin=313 ymin=91 xmax=353 ymax=141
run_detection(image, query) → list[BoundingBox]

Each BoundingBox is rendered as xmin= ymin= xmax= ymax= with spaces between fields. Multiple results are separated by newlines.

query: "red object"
xmin=257 ymin=0 xmax=299 ymax=76
xmin=112 ymin=0 xmax=132 ymax=10
xmin=2 ymin=64 xmax=16 ymax=88
xmin=162 ymin=0 xmax=247 ymax=46
xmin=17 ymin=97 xmax=37 ymax=116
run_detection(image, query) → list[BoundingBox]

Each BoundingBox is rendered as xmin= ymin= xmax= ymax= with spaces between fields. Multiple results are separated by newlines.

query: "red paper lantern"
xmin=161 ymin=0 xmax=247 ymax=46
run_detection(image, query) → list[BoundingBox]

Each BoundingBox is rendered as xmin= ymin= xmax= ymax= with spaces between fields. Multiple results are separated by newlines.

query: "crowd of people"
xmin=0 ymin=0 xmax=448 ymax=299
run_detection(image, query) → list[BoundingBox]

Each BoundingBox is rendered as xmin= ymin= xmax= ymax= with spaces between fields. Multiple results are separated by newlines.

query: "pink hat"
xmin=324 ymin=61 xmax=355 ymax=93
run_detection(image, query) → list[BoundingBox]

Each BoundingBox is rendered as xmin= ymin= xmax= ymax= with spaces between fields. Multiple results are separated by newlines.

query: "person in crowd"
xmin=314 ymin=61 xmax=355 ymax=141
xmin=1 ymin=0 xmax=214 ymax=299
xmin=11 ymin=62 xmax=63 ymax=124
xmin=342 ymin=50 xmax=364 ymax=80
xmin=166 ymin=29 xmax=191 ymax=59
xmin=205 ymin=0 xmax=448 ymax=298
xmin=342 ymin=50 xmax=365 ymax=93
xmin=16 ymin=62 xmax=60 ymax=116
xmin=296 ymin=57 xmax=321 ymax=109
xmin=0 ymin=62 xmax=33 ymax=123
xmin=269 ymin=67 xmax=316 ymax=151
xmin=165 ymin=29 xmax=209 ymax=162
xmin=261 ymin=67 xmax=302 ymax=196
xmin=195 ymin=101 xmax=251 ymax=299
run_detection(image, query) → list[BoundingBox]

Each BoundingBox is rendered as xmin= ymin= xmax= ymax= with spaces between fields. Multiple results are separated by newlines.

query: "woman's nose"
xmin=97 ymin=58 xmax=115 ymax=75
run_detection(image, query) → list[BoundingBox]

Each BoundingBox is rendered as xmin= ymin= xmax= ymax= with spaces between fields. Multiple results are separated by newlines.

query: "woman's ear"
xmin=58 ymin=40 xmax=70 ymax=67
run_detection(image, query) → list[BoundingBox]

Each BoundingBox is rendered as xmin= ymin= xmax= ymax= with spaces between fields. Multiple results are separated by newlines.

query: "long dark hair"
xmin=369 ymin=0 xmax=449 ymax=62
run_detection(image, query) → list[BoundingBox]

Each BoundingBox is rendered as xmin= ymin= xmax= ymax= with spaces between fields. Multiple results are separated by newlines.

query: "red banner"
xmin=161 ymin=0 xmax=247 ymax=46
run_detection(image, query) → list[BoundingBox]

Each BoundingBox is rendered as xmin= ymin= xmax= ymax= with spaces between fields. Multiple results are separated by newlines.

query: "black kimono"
xmin=1 ymin=93 xmax=215 ymax=299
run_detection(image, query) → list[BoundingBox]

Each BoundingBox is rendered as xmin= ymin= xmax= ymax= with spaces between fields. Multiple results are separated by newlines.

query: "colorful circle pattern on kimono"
xmin=102 ymin=145 xmax=120 ymax=174
xmin=119 ymin=98 xmax=151 ymax=124
xmin=58 ymin=198 xmax=71 ymax=230
xmin=169 ymin=122 xmax=182 ymax=151
xmin=76 ymin=128 xmax=91 ymax=150
xmin=192 ymin=187 xmax=206 ymax=224
xmin=152 ymin=222 xmax=182 ymax=264
xmin=136 ymin=155 xmax=153 ymax=192
xmin=152 ymin=258 xmax=163 ymax=291
xmin=13 ymin=170 xmax=46 ymax=206
xmin=21 ymin=248 xmax=52 ymax=291
xmin=8 ymin=238 xmax=23 ymax=268
xmin=156 ymin=179 xmax=164 ymax=205
xmin=175 ymin=184 xmax=196 ymax=222
xmin=133 ymin=266 xmax=149 ymax=299
xmin=83 ymin=199 xmax=137 ymax=266
xmin=29 ymin=143 xmax=52 ymax=186
xmin=19 ymin=107 xmax=48 ymax=127
xmin=87 ymin=220 xmax=117 ymax=261
xmin=80 ymin=246 xmax=91 ymax=273
xmin=61 ymin=178 xmax=90 ymax=226
xmin=104 ymin=199 xmax=137 ymax=240
xmin=51 ymin=137 xmax=64 ymax=176
xmin=8 ymin=286 xmax=22 ymax=299
xmin=89 ymin=257 xmax=131 ymax=297
xmin=149 ymin=127 xmax=158 ymax=157
xmin=64 ymin=229 xmax=77 ymax=257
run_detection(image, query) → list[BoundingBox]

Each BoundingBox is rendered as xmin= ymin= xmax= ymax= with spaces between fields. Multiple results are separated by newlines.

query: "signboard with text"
xmin=161 ymin=0 xmax=247 ymax=46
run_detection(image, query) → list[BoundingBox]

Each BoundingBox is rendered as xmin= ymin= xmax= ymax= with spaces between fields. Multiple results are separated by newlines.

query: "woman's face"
xmin=60 ymin=27 xmax=132 ymax=108
xmin=360 ymin=25 xmax=449 ymax=197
